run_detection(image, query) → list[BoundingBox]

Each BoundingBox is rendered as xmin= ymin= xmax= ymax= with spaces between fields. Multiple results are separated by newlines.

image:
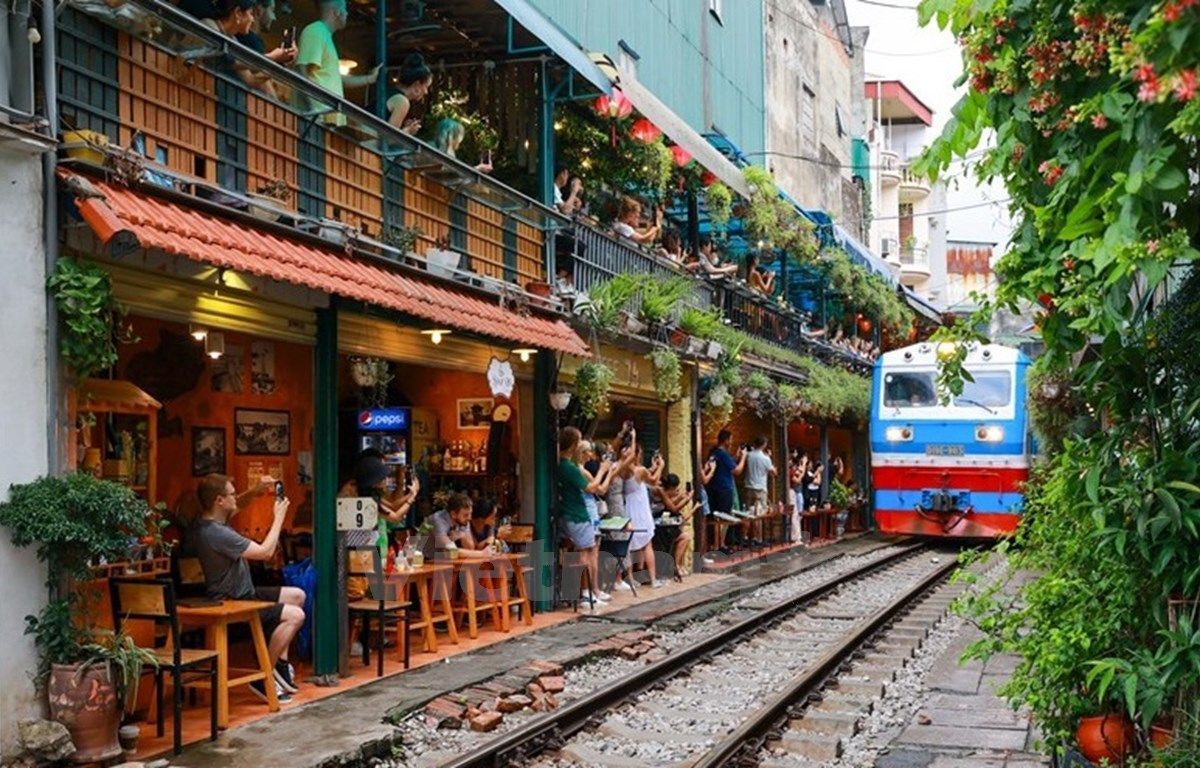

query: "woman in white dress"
xmin=621 ymin=443 xmax=665 ymax=589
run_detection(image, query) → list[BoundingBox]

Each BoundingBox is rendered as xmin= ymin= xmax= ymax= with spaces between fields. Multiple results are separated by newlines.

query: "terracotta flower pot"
xmin=1150 ymin=719 xmax=1174 ymax=749
xmin=1076 ymin=713 xmax=1135 ymax=763
xmin=525 ymin=281 xmax=553 ymax=298
xmin=669 ymin=327 xmax=689 ymax=348
xmin=48 ymin=662 xmax=122 ymax=764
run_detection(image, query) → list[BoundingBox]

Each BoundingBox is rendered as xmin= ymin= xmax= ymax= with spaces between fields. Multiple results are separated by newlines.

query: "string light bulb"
xmin=205 ymin=331 xmax=225 ymax=359
xmin=189 ymin=323 xmax=208 ymax=341
xmin=512 ymin=348 xmax=537 ymax=363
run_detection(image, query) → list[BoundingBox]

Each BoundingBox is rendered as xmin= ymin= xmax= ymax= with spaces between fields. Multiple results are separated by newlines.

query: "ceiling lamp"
xmin=189 ymin=323 xmax=208 ymax=341
xmin=512 ymin=348 xmax=537 ymax=363
xmin=420 ymin=329 xmax=451 ymax=345
xmin=205 ymin=331 xmax=226 ymax=359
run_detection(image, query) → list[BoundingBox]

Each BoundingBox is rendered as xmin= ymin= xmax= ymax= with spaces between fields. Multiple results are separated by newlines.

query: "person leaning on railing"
xmin=296 ymin=0 xmax=379 ymax=100
xmin=386 ymin=53 xmax=433 ymax=134
xmin=687 ymin=236 xmax=738 ymax=278
xmin=612 ymin=196 xmax=661 ymax=246
xmin=198 ymin=0 xmax=295 ymax=100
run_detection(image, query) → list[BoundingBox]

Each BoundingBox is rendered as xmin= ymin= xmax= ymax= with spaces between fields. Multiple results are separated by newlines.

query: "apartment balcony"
xmin=899 ymin=166 xmax=931 ymax=202
xmin=879 ymin=150 xmax=901 ymax=187
xmin=899 ymin=243 xmax=931 ymax=285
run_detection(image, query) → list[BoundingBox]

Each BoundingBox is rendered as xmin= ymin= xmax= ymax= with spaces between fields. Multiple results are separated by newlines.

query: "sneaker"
xmin=594 ymin=590 xmax=612 ymax=601
xmin=350 ymin=641 xmax=364 ymax=657
xmin=274 ymin=660 xmax=298 ymax=693
xmin=651 ymin=579 xmax=667 ymax=589
xmin=702 ymin=557 xmax=716 ymax=566
xmin=612 ymin=580 xmax=633 ymax=592
xmin=276 ymin=680 xmax=293 ymax=704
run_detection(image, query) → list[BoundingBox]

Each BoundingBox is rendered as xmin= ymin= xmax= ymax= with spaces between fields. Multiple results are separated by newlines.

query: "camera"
xmin=274 ymin=480 xmax=285 ymax=501
xmin=281 ymin=26 xmax=295 ymax=49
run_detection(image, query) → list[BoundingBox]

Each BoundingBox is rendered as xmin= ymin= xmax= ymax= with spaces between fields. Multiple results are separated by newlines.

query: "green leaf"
xmin=1155 ymin=488 xmax=1181 ymax=525
xmin=1166 ymin=481 xmax=1200 ymax=494
xmin=1150 ymin=166 xmax=1185 ymax=191
xmin=1085 ymin=464 xmax=1101 ymax=504
xmin=1123 ymin=674 xmax=1138 ymax=717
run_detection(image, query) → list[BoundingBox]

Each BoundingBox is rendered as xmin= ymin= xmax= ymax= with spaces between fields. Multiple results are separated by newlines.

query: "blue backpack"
xmin=282 ymin=557 xmax=317 ymax=661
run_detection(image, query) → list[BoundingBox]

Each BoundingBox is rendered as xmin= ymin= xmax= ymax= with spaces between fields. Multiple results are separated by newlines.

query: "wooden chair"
xmin=346 ymin=547 xmax=410 ymax=677
xmin=172 ymin=555 xmax=207 ymax=599
xmin=109 ymin=577 xmax=218 ymax=756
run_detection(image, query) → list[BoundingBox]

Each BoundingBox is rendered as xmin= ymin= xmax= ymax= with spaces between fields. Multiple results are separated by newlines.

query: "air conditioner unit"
xmin=881 ymin=238 xmax=897 ymax=257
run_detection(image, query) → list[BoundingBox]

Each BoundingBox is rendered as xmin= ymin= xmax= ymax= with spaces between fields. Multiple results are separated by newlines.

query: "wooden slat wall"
xmin=517 ymin=222 xmax=543 ymax=285
xmin=467 ymin=200 xmax=505 ymax=281
xmin=117 ymin=33 xmax=216 ymax=181
xmin=403 ymin=169 xmax=453 ymax=250
xmin=245 ymin=93 xmax=299 ymax=207
xmin=325 ymin=131 xmax=383 ymax=235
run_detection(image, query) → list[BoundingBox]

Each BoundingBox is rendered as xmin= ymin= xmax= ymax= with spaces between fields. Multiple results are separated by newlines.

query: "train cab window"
xmin=884 ymin=372 xmax=937 ymax=407
xmin=953 ymin=371 xmax=1012 ymax=408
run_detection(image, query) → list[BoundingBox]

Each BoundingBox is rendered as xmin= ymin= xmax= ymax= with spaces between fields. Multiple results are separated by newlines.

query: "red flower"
xmin=1091 ymin=113 xmax=1109 ymax=129
xmin=1174 ymin=69 xmax=1198 ymax=101
xmin=1039 ymin=160 xmax=1064 ymax=186
xmin=1135 ymin=63 xmax=1157 ymax=82
xmin=1139 ymin=79 xmax=1161 ymax=102
xmin=1164 ymin=1 xmax=1183 ymax=20
xmin=1147 ymin=240 xmax=1160 ymax=254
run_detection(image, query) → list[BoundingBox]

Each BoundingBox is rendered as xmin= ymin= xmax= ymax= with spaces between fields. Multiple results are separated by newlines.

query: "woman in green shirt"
xmin=558 ymin=427 xmax=614 ymax=603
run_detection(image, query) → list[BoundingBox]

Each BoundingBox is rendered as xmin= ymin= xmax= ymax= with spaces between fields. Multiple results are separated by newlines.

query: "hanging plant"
xmin=573 ymin=360 xmax=615 ymax=419
xmin=701 ymin=377 xmax=734 ymax=427
xmin=48 ymin=258 xmax=135 ymax=380
xmin=704 ymin=182 xmax=733 ymax=231
xmin=678 ymin=307 xmax=723 ymax=340
xmin=349 ymin=357 xmax=393 ymax=408
xmin=648 ymin=348 xmax=682 ymax=403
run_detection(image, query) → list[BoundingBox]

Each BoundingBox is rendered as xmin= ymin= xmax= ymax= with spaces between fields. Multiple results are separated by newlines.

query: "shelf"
xmin=429 ymin=471 xmax=512 ymax=478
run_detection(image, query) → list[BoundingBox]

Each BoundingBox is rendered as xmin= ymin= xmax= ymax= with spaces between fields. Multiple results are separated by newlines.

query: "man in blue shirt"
xmin=705 ymin=430 xmax=746 ymax=552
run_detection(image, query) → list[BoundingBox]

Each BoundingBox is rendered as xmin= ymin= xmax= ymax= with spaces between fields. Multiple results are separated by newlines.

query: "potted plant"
xmin=704 ymin=182 xmax=733 ymax=231
xmin=525 ymin=281 xmax=553 ymax=298
xmin=381 ymin=224 xmax=423 ymax=260
xmin=246 ymin=180 xmax=291 ymax=223
xmin=744 ymin=372 xmax=772 ymax=402
xmin=581 ymin=273 xmax=642 ymax=333
xmin=648 ymin=348 xmax=682 ymax=403
xmin=573 ymin=360 xmax=615 ymax=419
xmin=638 ymin=275 xmax=693 ymax=328
xmin=0 ymin=474 xmax=157 ymax=763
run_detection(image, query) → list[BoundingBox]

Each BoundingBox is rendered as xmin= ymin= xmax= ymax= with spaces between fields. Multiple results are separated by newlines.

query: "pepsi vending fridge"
xmin=357 ymin=407 xmax=410 ymax=485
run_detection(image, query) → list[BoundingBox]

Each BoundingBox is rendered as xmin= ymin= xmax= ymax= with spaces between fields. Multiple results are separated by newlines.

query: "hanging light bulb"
xmin=205 ymin=331 xmax=225 ymax=359
xmin=189 ymin=323 xmax=208 ymax=342
xmin=421 ymin=329 xmax=451 ymax=345
xmin=512 ymin=348 xmax=537 ymax=363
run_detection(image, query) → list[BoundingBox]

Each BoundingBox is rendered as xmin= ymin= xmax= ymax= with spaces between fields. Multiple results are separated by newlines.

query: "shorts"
xmin=254 ymin=586 xmax=284 ymax=637
xmin=563 ymin=519 xmax=596 ymax=550
xmin=708 ymin=487 xmax=734 ymax=515
xmin=743 ymin=488 xmax=767 ymax=510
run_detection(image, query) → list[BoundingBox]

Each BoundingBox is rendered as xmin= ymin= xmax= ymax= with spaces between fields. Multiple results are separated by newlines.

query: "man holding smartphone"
xmin=188 ymin=474 xmax=304 ymax=702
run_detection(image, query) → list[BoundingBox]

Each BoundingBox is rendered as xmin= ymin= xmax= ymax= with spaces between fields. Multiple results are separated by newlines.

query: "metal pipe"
xmin=42 ymin=0 xmax=61 ymax=474
xmin=374 ymin=0 xmax=386 ymax=119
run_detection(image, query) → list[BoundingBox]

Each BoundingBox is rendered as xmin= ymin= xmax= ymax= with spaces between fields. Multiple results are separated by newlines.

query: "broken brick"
xmin=423 ymin=696 xmax=466 ymax=721
xmin=469 ymin=711 xmax=503 ymax=733
xmin=527 ymin=660 xmax=564 ymax=676
xmin=538 ymin=675 xmax=565 ymax=694
xmin=620 ymin=646 xmax=642 ymax=661
xmin=498 ymin=695 xmax=532 ymax=713
xmin=545 ymin=693 xmax=559 ymax=710
xmin=526 ymin=682 xmax=543 ymax=698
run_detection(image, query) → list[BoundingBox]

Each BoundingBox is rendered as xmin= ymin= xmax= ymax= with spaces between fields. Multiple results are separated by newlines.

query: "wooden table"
xmin=385 ymin=563 xmax=458 ymax=653
xmin=177 ymin=599 xmax=278 ymax=728
xmin=441 ymin=553 xmax=532 ymax=638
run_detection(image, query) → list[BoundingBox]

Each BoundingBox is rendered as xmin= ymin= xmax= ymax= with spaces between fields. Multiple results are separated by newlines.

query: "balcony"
xmin=54 ymin=0 xmax=560 ymax=295
xmin=899 ymin=242 xmax=931 ymax=284
xmin=899 ymin=166 xmax=932 ymax=202
xmin=879 ymin=150 xmax=901 ymax=187
xmin=567 ymin=224 xmax=714 ymax=311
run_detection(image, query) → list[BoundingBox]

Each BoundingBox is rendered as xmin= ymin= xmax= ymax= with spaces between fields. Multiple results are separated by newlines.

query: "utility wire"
xmin=853 ymin=0 xmax=922 ymax=9
xmin=741 ymin=148 xmax=989 ymax=173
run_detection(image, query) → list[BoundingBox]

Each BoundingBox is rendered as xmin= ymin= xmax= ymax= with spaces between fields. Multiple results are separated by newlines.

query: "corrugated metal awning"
xmin=492 ymin=0 xmax=613 ymax=94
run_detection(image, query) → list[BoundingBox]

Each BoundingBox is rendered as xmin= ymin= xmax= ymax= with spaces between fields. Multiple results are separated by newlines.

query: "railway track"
xmin=436 ymin=542 xmax=958 ymax=768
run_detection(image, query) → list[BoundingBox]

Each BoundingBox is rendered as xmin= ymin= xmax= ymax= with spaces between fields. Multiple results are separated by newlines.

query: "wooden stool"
xmin=396 ymin=564 xmax=458 ymax=653
xmin=501 ymin=553 xmax=534 ymax=626
xmin=450 ymin=558 xmax=507 ymax=638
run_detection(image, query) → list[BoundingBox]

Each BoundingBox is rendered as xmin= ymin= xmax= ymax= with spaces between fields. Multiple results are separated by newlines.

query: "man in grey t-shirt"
xmin=188 ymin=473 xmax=304 ymax=700
xmin=742 ymin=435 xmax=777 ymax=511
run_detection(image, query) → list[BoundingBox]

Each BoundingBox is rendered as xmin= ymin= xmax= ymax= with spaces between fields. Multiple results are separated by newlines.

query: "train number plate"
xmin=925 ymin=444 xmax=965 ymax=456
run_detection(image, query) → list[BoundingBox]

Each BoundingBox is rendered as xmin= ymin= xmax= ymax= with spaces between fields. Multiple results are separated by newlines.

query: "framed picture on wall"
xmin=192 ymin=427 xmax=227 ymax=476
xmin=456 ymin=398 xmax=494 ymax=430
xmin=234 ymin=408 xmax=291 ymax=455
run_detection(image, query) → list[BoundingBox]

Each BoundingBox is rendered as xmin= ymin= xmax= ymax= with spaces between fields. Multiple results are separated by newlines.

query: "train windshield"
xmin=883 ymin=370 xmax=1013 ymax=409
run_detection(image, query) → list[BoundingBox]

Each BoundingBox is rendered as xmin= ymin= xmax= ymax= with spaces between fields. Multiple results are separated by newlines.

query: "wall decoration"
xmin=456 ymin=398 xmax=494 ymax=430
xmin=245 ymin=460 xmax=285 ymax=490
xmin=210 ymin=343 xmax=244 ymax=393
xmin=191 ymin=427 xmax=226 ymax=476
xmin=487 ymin=357 xmax=515 ymax=398
xmin=251 ymin=341 xmax=276 ymax=395
xmin=297 ymin=451 xmax=313 ymax=485
xmin=234 ymin=408 xmax=290 ymax=455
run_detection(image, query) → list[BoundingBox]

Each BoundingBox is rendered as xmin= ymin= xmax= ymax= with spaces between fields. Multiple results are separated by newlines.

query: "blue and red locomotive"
xmin=869 ymin=342 xmax=1033 ymax=538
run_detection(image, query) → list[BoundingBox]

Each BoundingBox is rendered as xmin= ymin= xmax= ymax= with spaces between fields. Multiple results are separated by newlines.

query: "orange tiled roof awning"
xmin=63 ymin=171 xmax=590 ymax=357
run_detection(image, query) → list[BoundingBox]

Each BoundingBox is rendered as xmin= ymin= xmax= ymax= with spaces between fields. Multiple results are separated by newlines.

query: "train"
xmin=869 ymin=342 xmax=1033 ymax=538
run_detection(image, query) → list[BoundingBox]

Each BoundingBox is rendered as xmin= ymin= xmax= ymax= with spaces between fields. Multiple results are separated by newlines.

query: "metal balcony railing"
xmin=566 ymin=223 xmax=715 ymax=311
xmin=899 ymin=244 xmax=928 ymax=267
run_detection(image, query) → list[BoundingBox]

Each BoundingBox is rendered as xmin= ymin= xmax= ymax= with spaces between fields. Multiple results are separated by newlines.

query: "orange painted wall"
xmin=117 ymin=316 xmax=314 ymax=541
xmin=392 ymin=365 xmax=521 ymax=448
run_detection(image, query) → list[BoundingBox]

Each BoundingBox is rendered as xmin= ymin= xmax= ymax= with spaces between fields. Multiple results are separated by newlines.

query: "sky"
xmin=845 ymin=0 xmax=1015 ymax=256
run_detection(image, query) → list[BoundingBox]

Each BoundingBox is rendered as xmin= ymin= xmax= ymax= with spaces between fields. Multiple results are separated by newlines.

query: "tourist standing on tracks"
xmin=741 ymin=436 xmax=776 ymax=513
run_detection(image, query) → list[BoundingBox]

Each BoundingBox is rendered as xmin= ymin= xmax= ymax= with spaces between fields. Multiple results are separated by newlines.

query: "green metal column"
xmin=538 ymin=61 xmax=556 ymax=208
xmin=374 ymin=0 xmax=387 ymax=119
xmin=532 ymin=351 xmax=554 ymax=610
xmin=819 ymin=425 xmax=830 ymax=506
xmin=313 ymin=304 xmax=339 ymax=675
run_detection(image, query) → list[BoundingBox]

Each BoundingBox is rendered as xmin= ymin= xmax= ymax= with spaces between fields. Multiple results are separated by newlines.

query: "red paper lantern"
xmin=670 ymin=145 xmax=693 ymax=167
xmin=630 ymin=117 xmax=661 ymax=144
xmin=701 ymin=170 xmax=718 ymax=187
xmin=593 ymin=88 xmax=633 ymax=120
xmin=858 ymin=316 xmax=873 ymax=335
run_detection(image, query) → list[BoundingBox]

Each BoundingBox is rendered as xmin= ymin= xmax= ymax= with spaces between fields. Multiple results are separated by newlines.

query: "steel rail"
xmin=438 ymin=541 xmax=930 ymax=768
xmin=691 ymin=553 xmax=961 ymax=768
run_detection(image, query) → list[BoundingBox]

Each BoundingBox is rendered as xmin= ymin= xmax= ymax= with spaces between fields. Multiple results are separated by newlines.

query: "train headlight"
xmin=975 ymin=425 xmax=1005 ymax=443
xmin=885 ymin=426 xmax=913 ymax=442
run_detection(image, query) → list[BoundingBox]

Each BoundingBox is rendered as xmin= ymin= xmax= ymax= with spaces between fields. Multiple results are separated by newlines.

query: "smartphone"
xmin=274 ymin=480 xmax=285 ymax=501
xmin=281 ymin=26 xmax=295 ymax=49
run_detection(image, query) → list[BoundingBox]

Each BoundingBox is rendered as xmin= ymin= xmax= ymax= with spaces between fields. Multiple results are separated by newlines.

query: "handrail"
xmin=60 ymin=0 xmax=567 ymax=230
xmin=568 ymin=221 xmax=715 ymax=310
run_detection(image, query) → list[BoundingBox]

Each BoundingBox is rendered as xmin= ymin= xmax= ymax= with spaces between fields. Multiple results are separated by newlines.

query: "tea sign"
xmin=336 ymin=497 xmax=378 ymax=531
xmin=487 ymin=356 xmax=515 ymax=398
